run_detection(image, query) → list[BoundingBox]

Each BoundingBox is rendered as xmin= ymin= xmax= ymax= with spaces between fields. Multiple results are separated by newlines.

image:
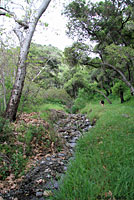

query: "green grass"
xmin=38 ymin=103 xmax=66 ymax=111
xmin=34 ymin=103 xmax=66 ymax=121
xmin=51 ymin=101 xmax=134 ymax=200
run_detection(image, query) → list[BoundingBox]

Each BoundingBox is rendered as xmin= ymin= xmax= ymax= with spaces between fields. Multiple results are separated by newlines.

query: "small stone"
xmin=58 ymin=153 xmax=65 ymax=157
xmin=36 ymin=192 xmax=43 ymax=197
xmin=46 ymin=157 xmax=51 ymax=161
xmin=45 ymin=168 xmax=51 ymax=173
xmin=64 ymin=166 xmax=67 ymax=171
xmin=53 ymin=181 xmax=59 ymax=189
xmin=38 ymin=198 xmax=44 ymax=200
xmin=68 ymin=142 xmax=76 ymax=148
xmin=122 ymin=114 xmax=129 ymax=118
xmin=59 ymin=161 xmax=64 ymax=165
xmin=46 ymin=174 xmax=51 ymax=178
xmin=40 ymin=160 xmax=46 ymax=165
xmin=43 ymin=190 xmax=53 ymax=197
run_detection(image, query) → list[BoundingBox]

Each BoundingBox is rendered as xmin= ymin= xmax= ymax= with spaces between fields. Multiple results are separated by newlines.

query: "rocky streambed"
xmin=1 ymin=110 xmax=92 ymax=200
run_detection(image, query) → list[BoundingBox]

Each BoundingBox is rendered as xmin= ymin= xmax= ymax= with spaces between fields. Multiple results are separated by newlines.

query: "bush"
xmin=0 ymin=117 xmax=13 ymax=143
xmin=71 ymin=89 xmax=92 ymax=113
xmin=43 ymin=88 xmax=72 ymax=108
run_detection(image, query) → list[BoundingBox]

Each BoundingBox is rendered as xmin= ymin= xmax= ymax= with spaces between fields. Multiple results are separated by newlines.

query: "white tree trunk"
xmin=5 ymin=0 xmax=52 ymax=121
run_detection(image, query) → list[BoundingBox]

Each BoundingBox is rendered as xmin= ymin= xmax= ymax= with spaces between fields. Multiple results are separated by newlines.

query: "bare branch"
xmin=0 ymin=6 xmax=29 ymax=29
xmin=32 ymin=58 xmax=52 ymax=82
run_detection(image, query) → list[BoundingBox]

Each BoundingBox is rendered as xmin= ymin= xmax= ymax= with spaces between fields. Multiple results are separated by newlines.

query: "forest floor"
xmin=0 ymin=109 xmax=92 ymax=200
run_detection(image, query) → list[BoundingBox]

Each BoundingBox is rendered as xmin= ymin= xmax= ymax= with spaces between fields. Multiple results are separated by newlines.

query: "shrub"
xmin=43 ymin=88 xmax=72 ymax=108
xmin=0 ymin=117 xmax=13 ymax=143
xmin=72 ymin=89 xmax=92 ymax=113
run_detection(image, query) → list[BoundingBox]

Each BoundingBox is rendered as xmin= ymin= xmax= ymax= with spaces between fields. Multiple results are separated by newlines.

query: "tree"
xmin=64 ymin=70 xmax=89 ymax=98
xmin=63 ymin=0 xmax=134 ymax=96
xmin=64 ymin=0 xmax=134 ymax=45
xmin=64 ymin=42 xmax=91 ymax=67
xmin=112 ymin=81 xmax=127 ymax=103
xmin=0 ymin=0 xmax=52 ymax=121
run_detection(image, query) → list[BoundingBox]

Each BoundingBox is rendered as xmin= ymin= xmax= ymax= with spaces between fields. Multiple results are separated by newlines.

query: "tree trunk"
xmin=120 ymin=90 xmax=124 ymax=103
xmin=0 ymin=69 xmax=6 ymax=110
xmin=5 ymin=0 xmax=51 ymax=121
xmin=5 ymin=60 xmax=27 ymax=121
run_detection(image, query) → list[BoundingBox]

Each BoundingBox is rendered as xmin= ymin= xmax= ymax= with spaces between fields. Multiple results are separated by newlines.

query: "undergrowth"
xmin=0 ymin=101 xmax=67 ymax=181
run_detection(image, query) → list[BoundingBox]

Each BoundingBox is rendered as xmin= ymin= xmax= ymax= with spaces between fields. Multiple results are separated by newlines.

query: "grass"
xmin=51 ymin=100 xmax=134 ymax=200
xmin=34 ymin=103 xmax=67 ymax=121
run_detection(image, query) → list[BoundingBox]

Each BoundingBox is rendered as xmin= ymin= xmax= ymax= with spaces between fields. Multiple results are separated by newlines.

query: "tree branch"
xmin=95 ymin=89 xmax=112 ymax=104
xmin=0 ymin=6 xmax=29 ymax=29
xmin=102 ymin=62 xmax=134 ymax=95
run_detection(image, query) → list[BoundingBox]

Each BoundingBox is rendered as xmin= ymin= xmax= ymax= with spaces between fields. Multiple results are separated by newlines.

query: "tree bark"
xmin=5 ymin=0 xmax=51 ymax=121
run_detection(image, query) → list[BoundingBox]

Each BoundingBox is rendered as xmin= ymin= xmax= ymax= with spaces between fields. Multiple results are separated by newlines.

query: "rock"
xmin=46 ymin=157 xmax=51 ymax=161
xmin=40 ymin=160 xmax=46 ymax=165
xmin=122 ymin=114 xmax=129 ymax=118
xmin=46 ymin=174 xmax=51 ymax=178
xmin=68 ymin=142 xmax=76 ymax=148
xmin=44 ymin=180 xmax=59 ymax=190
xmin=36 ymin=191 xmax=43 ymax=197
xmin=43 ymin=190 xmax=53 ymax=197
xmin=64 ymin=166 xmax=67 ymax=171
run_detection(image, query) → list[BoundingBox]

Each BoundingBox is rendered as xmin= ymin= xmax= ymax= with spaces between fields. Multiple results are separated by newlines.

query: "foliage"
xmin=71 ymin=88 xmax=92 ymax=113
xmin=0 ymin=117 xmax=13 ymax=143
xmin=64 ymin=0 xmax=134 ymax=44
xmin=64 ymin=42 xmax=91 ymax=66
xmin=64 ymin=70 xmax=90 ymax=98
xmin=27 ymin=43 xmax=63 ymax=89
xmin=112 ymin=81 xmax=127 ymax=97
xmin=42 ymin=88 xmax=72 ymax=108
xmin=63 ymin=0 xmax=134 ymax=96
xmin=0 ymin=46 xmax=18 ymax=112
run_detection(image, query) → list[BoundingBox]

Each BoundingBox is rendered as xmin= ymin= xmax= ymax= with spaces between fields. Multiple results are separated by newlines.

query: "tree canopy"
xmin=63 ymin=0 xmax=134 ymax=96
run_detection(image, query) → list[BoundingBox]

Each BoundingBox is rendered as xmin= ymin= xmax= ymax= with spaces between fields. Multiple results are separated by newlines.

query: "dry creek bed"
xmin=0 ymin=110 xmax=92 ymax=200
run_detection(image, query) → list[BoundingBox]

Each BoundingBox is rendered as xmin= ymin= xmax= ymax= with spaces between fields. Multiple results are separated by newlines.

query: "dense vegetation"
xmin=0 ymin=0 xmax=134 ymax=199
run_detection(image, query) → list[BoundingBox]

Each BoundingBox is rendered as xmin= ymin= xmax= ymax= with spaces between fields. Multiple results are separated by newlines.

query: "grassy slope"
xmin=52 ymin=100 xmax=134 ymax=200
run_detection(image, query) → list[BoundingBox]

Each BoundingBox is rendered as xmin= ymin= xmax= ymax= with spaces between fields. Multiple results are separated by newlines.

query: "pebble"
xmin=36 ymin=192 xmax=43 ymax=197
xmin=68 ymin=142 xmax=76 ymax=148
xmin=43 ymin=190 xmax=53 ymax=197
xmin=40 ymin=160 xmax=46 ymax=165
